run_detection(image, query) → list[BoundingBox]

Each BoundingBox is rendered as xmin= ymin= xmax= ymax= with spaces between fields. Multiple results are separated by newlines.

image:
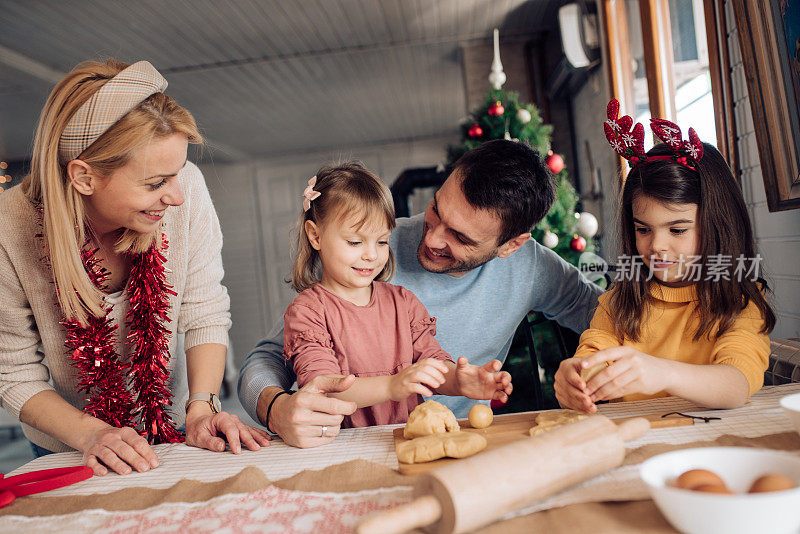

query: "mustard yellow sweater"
xmin=574 ymin=282 xmax=770 ymax=402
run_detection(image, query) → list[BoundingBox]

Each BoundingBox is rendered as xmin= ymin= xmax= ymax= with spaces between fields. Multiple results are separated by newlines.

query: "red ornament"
xmin=468 ymin=124 xmax=483 ymax=138
xmin=546 ymin=152 xmax=565 ymax=174
xmin=570 ymin=235 xmax=587 ymax=252
xmin=488 ymin=101 xmax=504 ymax=116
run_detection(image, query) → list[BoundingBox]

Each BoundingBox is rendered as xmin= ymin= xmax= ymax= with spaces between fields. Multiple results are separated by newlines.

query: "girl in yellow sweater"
xmin=555 ymin=100 xmax=775 ymax=413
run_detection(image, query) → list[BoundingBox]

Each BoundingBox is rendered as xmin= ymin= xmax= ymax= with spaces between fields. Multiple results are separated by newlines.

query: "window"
xmin=602 ymin=0 xmax=726 ymax=162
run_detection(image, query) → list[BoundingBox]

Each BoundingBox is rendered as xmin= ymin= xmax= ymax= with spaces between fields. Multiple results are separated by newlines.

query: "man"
xmin=238 ymin=140 xmax=602 ymax=447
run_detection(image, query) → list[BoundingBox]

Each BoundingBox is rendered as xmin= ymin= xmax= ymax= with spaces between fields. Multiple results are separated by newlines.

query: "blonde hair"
xmin=21 ymin=59 xmax=202 ymax=324
xmin=291 ymin=162 xmax=396 ymax=292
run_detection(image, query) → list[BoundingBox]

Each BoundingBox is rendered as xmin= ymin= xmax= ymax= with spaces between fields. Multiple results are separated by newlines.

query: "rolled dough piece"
xmin=528 ymin=409 xmax=590 ymax=436
xmin=404 ymin=400 xmax=460 ymax=439
xmin=580 ymin=359 xmax=608 ymax=383
xmin=396 ymin=431 xmax=488 ymax=464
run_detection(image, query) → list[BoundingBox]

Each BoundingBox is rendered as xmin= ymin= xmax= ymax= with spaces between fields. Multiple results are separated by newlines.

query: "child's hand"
xmin=581 ymin=347 xmax=667 ymax=402
xmin=455 ymin=357 xmax=513 ymax=402
xmin=554 ymin=357 xmax=597 ymax=413
xmin=389 ymin=359 xmax=450 ymax=401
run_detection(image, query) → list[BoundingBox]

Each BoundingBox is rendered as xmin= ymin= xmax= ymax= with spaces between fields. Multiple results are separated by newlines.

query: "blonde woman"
xmin=0 ymin=59 xmax=269 ymax=476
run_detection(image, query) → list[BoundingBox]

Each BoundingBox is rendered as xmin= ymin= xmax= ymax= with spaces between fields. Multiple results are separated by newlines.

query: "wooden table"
xmin=3 ymin=383 xmax=799 ymax=532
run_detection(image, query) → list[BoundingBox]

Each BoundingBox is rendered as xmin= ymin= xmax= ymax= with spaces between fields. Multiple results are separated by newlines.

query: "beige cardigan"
xmin=0 ymin=162 xmax=231 ymax=452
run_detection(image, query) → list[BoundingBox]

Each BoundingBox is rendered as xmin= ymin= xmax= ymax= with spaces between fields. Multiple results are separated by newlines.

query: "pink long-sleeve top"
xmin=283 ymin=282 xmax=453 ymax=427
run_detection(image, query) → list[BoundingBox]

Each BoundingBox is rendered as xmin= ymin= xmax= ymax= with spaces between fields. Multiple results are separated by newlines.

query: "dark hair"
xmin=609 ymin=142 xmax=775 ymax=341
xmin=291 ymin=161 xmax=396 ymax=292
xmin=452 ymin=139 xmax=556 ymax=245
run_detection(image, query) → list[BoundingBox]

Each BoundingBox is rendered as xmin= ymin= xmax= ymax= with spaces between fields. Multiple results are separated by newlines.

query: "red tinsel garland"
xmin=125 ymin=233 xmax=181 ymax=443
xmin=59 ymin=232 xmax=182 ymax=444
xmin=62 ymin=247 xmax=135 ymax=429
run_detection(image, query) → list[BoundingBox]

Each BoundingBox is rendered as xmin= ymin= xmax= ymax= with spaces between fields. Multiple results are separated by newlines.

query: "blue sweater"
xmin=238 ymin=213 xmax=602 ymax=420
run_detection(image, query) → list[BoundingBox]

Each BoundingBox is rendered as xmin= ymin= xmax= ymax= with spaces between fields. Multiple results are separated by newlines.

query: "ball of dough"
xmin=404 ymin=400 xmax=460 ymax=439
xmin=468 ymin=404 xmax=493 ymax=429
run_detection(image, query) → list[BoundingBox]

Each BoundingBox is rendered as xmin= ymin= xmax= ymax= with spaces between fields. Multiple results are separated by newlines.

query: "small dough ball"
xmin=748 ymin=473 xmax=797 ymax=493
xmin=468 ymin=404 xmax=493 ymax=429
xmin=404 ymin=400 xmax=460 ymax=439
xmin=693 ymin=483 xmax=733 ymax=494
xmin=396 ymin=431 xmax=487 ymax=464
xmin=675 ymin=469 xmax=726 ymax=490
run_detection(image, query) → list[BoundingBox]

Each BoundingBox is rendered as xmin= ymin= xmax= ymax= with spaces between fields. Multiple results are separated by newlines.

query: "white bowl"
xmin=780 ymin=392 xmax=800 ymax=438
xmin=640 ymin=447 xmax=800 ymax=534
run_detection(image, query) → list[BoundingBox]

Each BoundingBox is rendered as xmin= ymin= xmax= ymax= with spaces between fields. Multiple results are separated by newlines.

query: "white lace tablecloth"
xmin=3 ymin=383 xmax=799 ymax=532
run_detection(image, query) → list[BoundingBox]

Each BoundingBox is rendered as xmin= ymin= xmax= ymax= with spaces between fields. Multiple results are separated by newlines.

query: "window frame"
xmin=600 ymin=0 xmax=737 ymax=176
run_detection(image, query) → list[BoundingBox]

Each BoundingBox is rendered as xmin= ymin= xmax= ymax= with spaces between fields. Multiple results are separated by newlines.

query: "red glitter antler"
xmin=603 ymin=99 xmax=646 ymax=168
xmin=650 ymin=118 xmax=704 ymax=169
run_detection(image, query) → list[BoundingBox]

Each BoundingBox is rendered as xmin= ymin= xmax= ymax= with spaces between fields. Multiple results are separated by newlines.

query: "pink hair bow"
xmin=302 ymin=176 xmax=321 ymax=212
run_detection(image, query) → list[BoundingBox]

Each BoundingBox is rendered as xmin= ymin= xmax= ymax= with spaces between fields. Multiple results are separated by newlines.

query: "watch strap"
xmin=185 ymin=392 xmax=221 ymax=414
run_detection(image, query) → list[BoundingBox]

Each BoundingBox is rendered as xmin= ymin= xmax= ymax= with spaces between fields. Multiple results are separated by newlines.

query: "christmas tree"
xmin=447 ymin=30 xmax=602 ymax=413
xmin=446 ymin=35 xmax=598 ymax=267
xmin=446 ymin=88 xmax=551 ymax=166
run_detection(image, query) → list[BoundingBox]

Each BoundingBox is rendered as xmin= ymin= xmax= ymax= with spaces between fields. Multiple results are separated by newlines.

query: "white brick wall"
xmin=724 ymin=0 xmax=800 ymax=338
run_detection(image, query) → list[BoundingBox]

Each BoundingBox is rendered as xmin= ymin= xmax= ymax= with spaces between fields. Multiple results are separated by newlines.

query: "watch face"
xmin=211 ymin=394 xmax=222 ymax=413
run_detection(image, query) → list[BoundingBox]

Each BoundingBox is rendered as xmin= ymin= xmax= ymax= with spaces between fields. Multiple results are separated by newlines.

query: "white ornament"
xmin=516 ymin=108 xmax=531 ymax=124
xmin=488 ymin=29 xmax=507 ymax=90
xmin=543 ymin=231 xmax=559 ymax=248
xmin=576 ymin=212 xmax=599 ymax=238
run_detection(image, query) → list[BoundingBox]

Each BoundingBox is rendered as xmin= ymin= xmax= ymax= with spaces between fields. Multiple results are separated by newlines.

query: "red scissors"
xmin=0 ymin=466 xmax=93 ymax=507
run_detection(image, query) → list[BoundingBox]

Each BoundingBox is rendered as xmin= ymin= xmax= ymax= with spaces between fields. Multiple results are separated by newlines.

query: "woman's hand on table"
xmin=80 ymin=423 xmax=160 ymax=476
xmin=581 ymin=347 xmax=667 ymax=402
xmin=554 ymin=357 xmax=597 ymax=413
xmin=267 ymin=375 xmax=358 ymax=448
xmin=184 ymin=405 xmax=272 ymax=454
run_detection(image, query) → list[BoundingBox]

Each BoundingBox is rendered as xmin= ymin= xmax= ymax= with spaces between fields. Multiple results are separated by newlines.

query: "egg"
xmin=468 ymin=404 xmax=493 ymax=429
xmin=693 ymin=483 xmax=733 ymax=494
xmin=675 ymin=469 xmax=726 ymax=490
xmin=748 ymin=473 xmax=797 ymax=493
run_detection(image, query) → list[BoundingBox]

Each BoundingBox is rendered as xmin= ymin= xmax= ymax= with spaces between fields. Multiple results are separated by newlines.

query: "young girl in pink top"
xmin=283 ymin=162 xmax=512 ymax=428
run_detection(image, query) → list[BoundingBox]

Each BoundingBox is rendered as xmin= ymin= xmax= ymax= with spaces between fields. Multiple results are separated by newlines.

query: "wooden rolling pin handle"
xmin=616 ymin=417 xmax=650 ymax=442
xmin=356 ymin=495 xmax=442 ymax=534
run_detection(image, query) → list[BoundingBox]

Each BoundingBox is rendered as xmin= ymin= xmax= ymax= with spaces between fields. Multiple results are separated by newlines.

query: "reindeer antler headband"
xmin=603 ymin=99 xmax=703 ymax=171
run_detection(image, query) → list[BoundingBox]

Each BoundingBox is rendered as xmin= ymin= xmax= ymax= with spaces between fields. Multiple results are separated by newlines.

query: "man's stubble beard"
xmin=415 ymin=237 xmax=498 ymax=275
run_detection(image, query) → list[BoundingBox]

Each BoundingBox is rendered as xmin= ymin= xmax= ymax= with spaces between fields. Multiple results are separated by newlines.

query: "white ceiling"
xmin=0 ymin=0 xmax=561 ymax=162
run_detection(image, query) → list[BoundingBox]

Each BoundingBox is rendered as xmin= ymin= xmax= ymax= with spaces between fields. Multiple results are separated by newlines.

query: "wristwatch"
xmin=185 ymin=392 xmax=222 ymax=414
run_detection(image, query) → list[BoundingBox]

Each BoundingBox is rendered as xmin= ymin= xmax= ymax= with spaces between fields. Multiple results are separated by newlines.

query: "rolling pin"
xmin=357 ymin=415 xmax=649 ymax=534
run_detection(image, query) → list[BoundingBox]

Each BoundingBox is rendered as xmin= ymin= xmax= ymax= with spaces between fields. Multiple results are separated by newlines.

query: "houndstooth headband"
xmin=58 ymin=61 xmax=168 ymax=161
